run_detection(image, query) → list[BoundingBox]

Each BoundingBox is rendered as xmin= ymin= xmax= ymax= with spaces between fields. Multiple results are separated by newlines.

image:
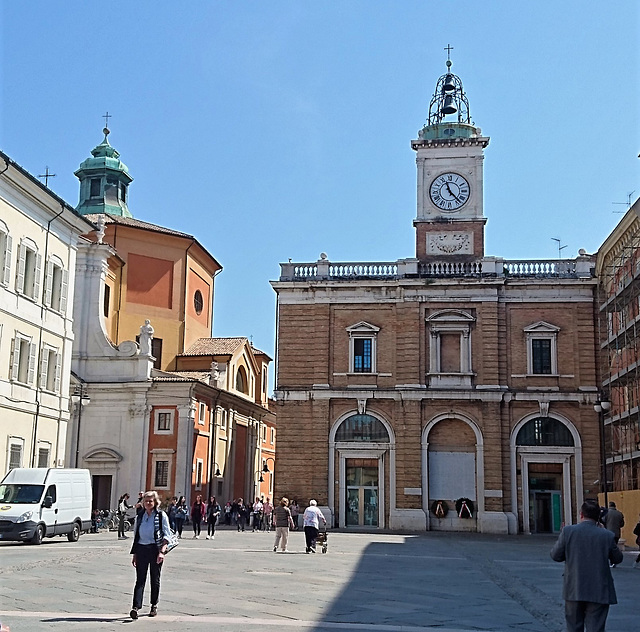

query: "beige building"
xmin=271 ymin=58 xmax=602 ymax=533
xmin=0 ymin=150 xmax=94 ymax=474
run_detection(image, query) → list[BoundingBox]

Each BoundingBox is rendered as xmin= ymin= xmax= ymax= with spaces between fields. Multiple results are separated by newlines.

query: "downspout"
xmin=207 ymin=388 xmax=222 ymax=500
xmin=179 ymin=240 xmax=196 ymax=369
xmin=31 ymin=202 xmax=66 ymax=466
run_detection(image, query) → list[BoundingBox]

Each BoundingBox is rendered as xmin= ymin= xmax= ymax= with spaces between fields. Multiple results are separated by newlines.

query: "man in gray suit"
xmin=551 ymin=500 xmax=623 ymax=632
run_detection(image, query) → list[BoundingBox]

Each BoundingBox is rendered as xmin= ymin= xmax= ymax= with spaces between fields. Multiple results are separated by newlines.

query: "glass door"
xmin=345 ymin=460 xmax=378 ymax=527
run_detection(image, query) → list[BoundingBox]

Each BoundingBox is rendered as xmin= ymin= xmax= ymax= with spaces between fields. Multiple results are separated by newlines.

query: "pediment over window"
xmin=425 ymin=309 xmax=475 ymax=323
xmin=346 ymin=321 xmax=380 ymax=334
xmin=524 ymin=321 xmax=560 ymax=334
xmin=84 ymin=447 xmax=122 ymax=463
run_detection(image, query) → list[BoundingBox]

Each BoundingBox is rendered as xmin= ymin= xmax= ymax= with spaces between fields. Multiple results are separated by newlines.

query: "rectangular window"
xmin=37 ymin=446 xmax=50 ymax=468
xmin=0 ymin=229 xmax=11 ymax=286
xmin=16 ymin=242 xmax=41 ymax=301
xmin=119 ymin=182 xmax=127 ymax=202
xmin=154 ymin=461 xmax=169 ymax=488
xmin=532 ymin=339 xmax=552 ymax=374
xmin=11 ymin=335 xmax=36 ymax=385
xmin=44 ymin=261 xmax=67 ymax=312
xmin=198 ymin=402 xmax=206 ymax=425
xmin=270 ymin=428 xmax=275 ymax=444
xmin=40 ymin=346 xmax=61 ymax=392
xmin=220 ymin=410 xmax=227 ymax=431
xmin=262 ymin=426 xmax=267 ymax=443
xmin=8 ymin=440 xmax=23 ymax=470
xmin=353 ymin=338 xmax=372 ymax=373
xmin=195 ymin=459 xmax=203 ymax=490
xmin=151 ymin=337 xmax=162 ymax=369
xmin=103 ymin=284 xmax=111 ymax=318
xmin=90 ymin=178 xmax=101 ymax=197
xmin=154 ymin=409 xmax=174 ymax=434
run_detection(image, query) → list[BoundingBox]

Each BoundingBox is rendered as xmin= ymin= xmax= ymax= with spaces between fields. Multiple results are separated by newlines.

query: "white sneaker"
xmin=206 ymin=535 xmax=210 ymax=540
xmin=282 ymin=548 xmax=288 ymax=553
xmin=211 ymin=535 xmax=215 ymax=539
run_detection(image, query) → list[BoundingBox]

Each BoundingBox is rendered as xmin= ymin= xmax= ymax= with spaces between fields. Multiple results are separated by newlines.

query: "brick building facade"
xmin=271 ymin=57 xmax=602 ymax=533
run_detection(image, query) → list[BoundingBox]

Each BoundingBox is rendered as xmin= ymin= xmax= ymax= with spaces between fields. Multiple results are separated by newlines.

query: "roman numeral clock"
xmin=411 ymin=51 xmax=489 ymax=260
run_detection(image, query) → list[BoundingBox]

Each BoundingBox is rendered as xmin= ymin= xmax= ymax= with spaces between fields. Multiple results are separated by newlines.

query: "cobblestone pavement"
xmin=0 ymin=527 xmax=638 ymax=631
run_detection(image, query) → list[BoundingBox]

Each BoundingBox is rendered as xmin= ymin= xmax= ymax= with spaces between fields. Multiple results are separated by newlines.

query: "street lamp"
xmin=71 ymin=384 xmax=90 ymax=468
xmin=594 ymin=398 xmax=611 ymax=507
xmin=207 ymin=462 xmax=222 ymax=499
xmin=262 ymin=457 xmax=275 ymax=473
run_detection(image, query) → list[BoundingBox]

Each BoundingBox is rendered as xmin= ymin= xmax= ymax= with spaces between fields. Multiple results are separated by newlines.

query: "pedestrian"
xmin=175 ymin=496 xmax=188 ymax=538
xmin=134 ymin=491 xmax=144 ymax=510
xmin=550 ymin=499 xmax=623 ymax=632
xmin=272 ymin=497 xmax=294 ymax=553
xmin=191 ymin=494 xmax=205 ymax=538
xmin=252 ymin=497 xmax=263 ymax=532
xmin=129 ymin=490 xmax=172 ymax=620
xmin=206 ymin=495 xmax=221 ymax=540
xmin=167 ymin=496 xmax=178 ymax=532
xmin=224 ymin=501 xmax=232 ymax=525
xmin=235 ymin=498 xmax=247 ymax=532
xmin=604 ymin=501 xmax=625 ymax=568
xmin=633 ymin=513 xmax=640 ymax=569
xmin=117 ymin=493 xmax=132 ymax=539
xmin=303 ymin=499 xmax=326 ymax=553
xmin=262 ymin=497 xmax=273 ymax=531
xmin=290 ymin=500 xmax=299 ymax=530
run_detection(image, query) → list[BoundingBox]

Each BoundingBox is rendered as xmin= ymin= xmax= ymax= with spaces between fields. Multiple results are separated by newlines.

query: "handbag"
xmin=164 ymin=527 xmax=180 ymax=554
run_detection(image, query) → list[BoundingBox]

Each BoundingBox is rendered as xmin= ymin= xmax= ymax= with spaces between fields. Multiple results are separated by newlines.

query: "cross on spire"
xmin=444 ymin=44 xmax=454 ymax=60
xmin=38 ymin=166 xmax=56 ymax=187
xmin=102 ymin=111 xmax=111 ymax=128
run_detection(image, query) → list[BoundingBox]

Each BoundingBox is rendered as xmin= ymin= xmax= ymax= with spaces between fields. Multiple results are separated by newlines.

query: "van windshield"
xmin=0 ymin=484 xmax=45 ymax=504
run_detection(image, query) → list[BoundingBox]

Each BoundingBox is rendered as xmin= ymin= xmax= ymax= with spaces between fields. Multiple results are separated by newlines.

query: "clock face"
xmin=429 ymin=172 xmax=470 ymax=212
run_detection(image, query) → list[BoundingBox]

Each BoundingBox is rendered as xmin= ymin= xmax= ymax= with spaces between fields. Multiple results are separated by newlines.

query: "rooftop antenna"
xmin=551 ymin=237 xmax=567 ymax=259
xmin=612 ymin=191 xmax=636 ymax=213
xmin=38 ymin=166 xmax=56 ymax=187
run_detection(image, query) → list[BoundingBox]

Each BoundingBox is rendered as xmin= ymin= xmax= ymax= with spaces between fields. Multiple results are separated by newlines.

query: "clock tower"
xmin=411 ymin=52 xmax=489 ymax=260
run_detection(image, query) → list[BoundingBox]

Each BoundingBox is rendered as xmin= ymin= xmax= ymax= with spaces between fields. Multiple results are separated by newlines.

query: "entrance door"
xmin=530 ymin=489 xmax=562 ymax=533
xmin=345 ymin=460 xmax=378 ymax=527
xmin=92 ymin=475 xmax=112 ymax=511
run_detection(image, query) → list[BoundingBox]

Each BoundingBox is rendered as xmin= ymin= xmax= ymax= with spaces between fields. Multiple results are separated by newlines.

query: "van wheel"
xmin=67 ymin=522 xmax=80 ymax=542
xmin=32 ymin=524 xmax=45 ymax=545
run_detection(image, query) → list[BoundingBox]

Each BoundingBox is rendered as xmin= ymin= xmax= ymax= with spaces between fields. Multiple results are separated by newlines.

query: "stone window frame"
xmin=153 ymin=408 xmax=174 ymax=435
xmin=151 ymin=450 xmax=173 ymax=490
xmin=195 ymin=458 xmax=204 ymax=491
xmin=0 ymin=220 xmax=12 ymax=287
xmin=346 ymin=321 xmax=380 ymax=374
xmin=10 ymin=331 xmax=36 ymax=386
xmin=7 ymin=436 xmax=24 ymax=471
xmin=15 ymin=237 xmax=42 ymax=302
xmin=524 ymin=321 xmax=560 ymax=376
xmin=425 ymin=309 xmax=475 ymax=386
xmin=43 ymin=254 xmax=68 ymax=313
xmin=39 ymin=343 xmax=61 ymax=393
xmin=198 ymin=401 xmax=206 ymax=426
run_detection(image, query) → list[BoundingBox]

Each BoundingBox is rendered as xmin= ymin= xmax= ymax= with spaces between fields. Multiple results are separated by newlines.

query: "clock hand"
xmin=445 ymin=182 xmax=461 ymax=202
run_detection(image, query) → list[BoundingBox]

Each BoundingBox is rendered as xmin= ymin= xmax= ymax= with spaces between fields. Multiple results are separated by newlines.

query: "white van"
xmin=0 ymin=468 xmax=92 ymax=544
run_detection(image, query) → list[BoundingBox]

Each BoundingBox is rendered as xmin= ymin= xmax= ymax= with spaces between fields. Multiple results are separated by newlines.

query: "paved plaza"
xmin=1 ymin=527 xmax=639 ymax=631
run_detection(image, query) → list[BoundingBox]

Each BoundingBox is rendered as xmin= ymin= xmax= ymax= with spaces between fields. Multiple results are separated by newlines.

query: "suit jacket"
xmin=604 ymin=508 xmax=625 ymax=538
xmin=550 ymin=519 xmax=623 ymax=604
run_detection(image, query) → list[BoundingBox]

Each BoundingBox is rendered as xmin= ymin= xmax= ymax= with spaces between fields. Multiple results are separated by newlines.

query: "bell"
xmin=441 ymin=95 xmax=457 ymax=115
xmin=442 ymin=74 xmax=455 ymax=92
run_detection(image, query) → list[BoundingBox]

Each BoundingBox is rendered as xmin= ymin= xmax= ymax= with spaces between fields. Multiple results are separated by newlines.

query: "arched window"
xmin=235 ymin=366 xmax=248 ymax=394
xmin=335 ymin=414 xmax=389 ymax=442
xmin=516 ymin=417 xmax=574 ymax=447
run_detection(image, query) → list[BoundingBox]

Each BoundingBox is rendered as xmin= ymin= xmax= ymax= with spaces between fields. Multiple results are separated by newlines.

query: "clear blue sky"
xmin=2 ymin=2 xmax=639 ymax=381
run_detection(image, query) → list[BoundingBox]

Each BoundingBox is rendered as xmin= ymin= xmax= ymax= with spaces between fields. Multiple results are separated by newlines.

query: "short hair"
xmin=309 ymin=499 xmax=317 ymax=506
xmin=581 ymin=501 xmax=601 ymax=521
xmin=143 ymin=491 xmax=161 ymax=508
xmin=609 ymin=501 xmax=616 ymax=508
xmin=280 ymin=497 xmax=289 ymax=506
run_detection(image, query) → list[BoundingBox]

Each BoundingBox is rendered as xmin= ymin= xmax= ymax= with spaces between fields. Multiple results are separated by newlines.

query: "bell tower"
xmin=75 ymin=121 xmax=134 ymax=218
xmin=412 ymin=49 xmax=489 ymax=260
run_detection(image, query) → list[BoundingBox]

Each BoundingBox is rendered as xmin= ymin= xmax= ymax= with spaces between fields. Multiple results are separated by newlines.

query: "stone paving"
xmin=0 ymin=526 xmax=639 ymax=631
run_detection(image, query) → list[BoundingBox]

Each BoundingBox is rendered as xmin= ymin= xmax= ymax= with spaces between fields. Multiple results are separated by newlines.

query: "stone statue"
xmin=211 ymin=361 xmax=220 ymax=383
xmin=95 ymin=214 xmax=106 ymax=244
xmin=139 ymin=319 xmax=154 ymax=355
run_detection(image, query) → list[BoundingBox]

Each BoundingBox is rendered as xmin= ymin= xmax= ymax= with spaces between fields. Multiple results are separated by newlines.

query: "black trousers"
xmin=564 ymin=601 xmax=609 ymax=632
xmin=304 ymin=525 xmax=319 ymax=550
xmin=118 ymin=513 xmax=126 ymax=537
xmin=132 ymin=544 xmax=162 ymax=609
xmin=207 ymin=516 xmax=217 ymax=536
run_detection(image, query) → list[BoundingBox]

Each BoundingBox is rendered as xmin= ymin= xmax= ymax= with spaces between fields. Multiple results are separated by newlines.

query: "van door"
xmin=41 ymin=484 xmax=58 ymax=533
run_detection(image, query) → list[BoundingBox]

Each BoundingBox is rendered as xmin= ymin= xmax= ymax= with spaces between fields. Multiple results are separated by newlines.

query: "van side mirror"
xmin=43 ymin=496 xmax=53 ymax=509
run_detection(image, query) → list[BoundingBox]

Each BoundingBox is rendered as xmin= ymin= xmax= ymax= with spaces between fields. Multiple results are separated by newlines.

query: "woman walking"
xmin=303 ymin=499 xmax=326 ymax=553
xmin=117 ymin=493 xmax=131 ymax=540
xmin=206 ymin=496 xmax=221 ymax=540
xmin=175 ymin=496 xmax=188 ymax=538
xmin=191 ymin=494 xmax=205 ymax=538
xmin=129 ymin=491 xmax=171 ymax=619
xmin=272 ymin=497 xmax=294 ymax=553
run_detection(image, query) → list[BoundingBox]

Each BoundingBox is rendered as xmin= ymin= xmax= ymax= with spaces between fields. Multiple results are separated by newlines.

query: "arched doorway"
xmin=329 ymin=412 xmax=394 ymax=529
xmin=511 ymin=415 xmax=582 ymax=534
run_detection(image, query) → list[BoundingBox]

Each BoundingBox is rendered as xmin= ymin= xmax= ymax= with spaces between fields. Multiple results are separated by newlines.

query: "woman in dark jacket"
xmin=129 ymin=491 xmax=171 ymax=620
xmin=191 ymin=494 xmax=205 ymax=538
xmin=174 ymin=496 xmax=188 ymax=538
xmin=206 ymin=496 xmax=221 ymax=540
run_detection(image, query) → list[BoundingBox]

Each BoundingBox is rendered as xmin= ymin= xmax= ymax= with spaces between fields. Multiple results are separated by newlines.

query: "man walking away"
xmin=551 ymin=500 xmax=623 ymax=632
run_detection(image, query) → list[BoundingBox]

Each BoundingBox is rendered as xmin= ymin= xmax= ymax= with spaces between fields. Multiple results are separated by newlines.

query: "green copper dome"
xmin=75 ymin=128 xmax=133 ymax=218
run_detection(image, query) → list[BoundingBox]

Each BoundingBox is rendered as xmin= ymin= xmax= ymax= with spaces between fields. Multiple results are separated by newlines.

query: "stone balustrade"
xmin=278 ymin=255 xmax=595 ymax=281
